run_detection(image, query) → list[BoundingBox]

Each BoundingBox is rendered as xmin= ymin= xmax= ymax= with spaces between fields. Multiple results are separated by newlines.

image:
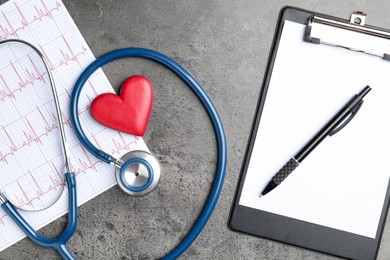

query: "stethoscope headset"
xmin=0 ymin=42 xmax=227 ymax=259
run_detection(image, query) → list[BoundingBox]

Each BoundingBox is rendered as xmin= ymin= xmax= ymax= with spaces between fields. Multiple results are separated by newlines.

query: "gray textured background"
xmin=2 ymin=0 xmax=390 ymax=259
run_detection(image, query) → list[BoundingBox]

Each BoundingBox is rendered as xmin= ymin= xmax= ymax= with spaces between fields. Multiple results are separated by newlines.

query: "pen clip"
xmin=329 ymin=99 xmax=364 ymax=136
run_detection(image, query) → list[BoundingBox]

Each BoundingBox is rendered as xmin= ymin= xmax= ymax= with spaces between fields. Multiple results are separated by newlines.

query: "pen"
xmin=259 ymin=86 xmax=371 ymax=198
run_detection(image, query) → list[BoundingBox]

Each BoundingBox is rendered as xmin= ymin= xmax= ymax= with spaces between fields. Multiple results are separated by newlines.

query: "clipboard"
xmin=229 ymin=6 xmax=390 ymax=260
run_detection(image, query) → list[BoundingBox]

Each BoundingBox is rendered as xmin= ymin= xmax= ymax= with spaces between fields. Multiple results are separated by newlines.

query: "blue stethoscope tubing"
xmin=70 ymin=48 xmax=227 ymax=259
xmin=1 ymin=173 xmax=77 ymax=259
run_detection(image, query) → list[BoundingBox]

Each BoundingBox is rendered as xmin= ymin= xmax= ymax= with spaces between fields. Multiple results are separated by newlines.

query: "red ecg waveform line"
xmin=0 ymin=55 xmax=46 ymax=102
xmin=0 ymin=0 xmax=61 ymax=40
xmin=11 ymin=145 xmax=101 ymax=210
xmin=0 ymin=77 xmax=109 ymax=165
xmin=0 ymin=57 xmax=45 ymax=101
xmin=0 ymin=0 xmax=88 ymax=104
xmin=39 ymin=36 xmax=88 ymax=71
xmin=0 ymin=132 xmax=141 ymax=222
xmin=0 ymin=131 xmax=140 ymax=226
xmin=0 ymin=40 xmax=88 ymax=103
xmin=64 ymin=81 xmax=110 ymax=117
xmin=0 ymin=90 xmax=103 ymax=164
xmin=0 ymin=106 xmax=59 ymax=164
xmin=111 ymin=132 xmax=140 ymax=155
xmin=0 ymin=93 xmax=139 ymax=225
xmin=0 ymin=102 xmax=140 ymax=224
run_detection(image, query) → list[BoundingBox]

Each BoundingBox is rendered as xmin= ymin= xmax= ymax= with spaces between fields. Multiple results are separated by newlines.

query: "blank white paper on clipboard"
xmin=239 ymin=20 xmax=390 ymax=238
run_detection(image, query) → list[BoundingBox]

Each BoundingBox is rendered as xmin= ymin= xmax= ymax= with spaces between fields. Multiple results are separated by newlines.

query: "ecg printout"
xmin=0 ymin=0 xmax=149 ymax=251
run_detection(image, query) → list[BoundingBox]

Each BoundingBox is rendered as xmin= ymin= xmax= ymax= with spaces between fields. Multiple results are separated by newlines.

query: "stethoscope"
xmin=0 ymin=42 xmax=227 ymax=259
xmin=0 ymin=39 xmax=77 ymax=259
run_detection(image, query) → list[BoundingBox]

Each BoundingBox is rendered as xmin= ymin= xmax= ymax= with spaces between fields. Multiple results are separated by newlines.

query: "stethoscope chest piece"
xmin=115 ymin=150 xmax=160 ymax=196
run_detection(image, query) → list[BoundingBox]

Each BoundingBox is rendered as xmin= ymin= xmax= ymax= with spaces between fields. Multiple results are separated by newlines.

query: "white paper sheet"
xmin=0 ymin=0 xmax=149 ymax=251
xmin=239 ymin=20 xmax=390 ymax=238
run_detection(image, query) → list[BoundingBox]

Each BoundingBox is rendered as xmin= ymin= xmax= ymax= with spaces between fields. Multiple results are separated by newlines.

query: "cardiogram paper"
xmin=239 ymin=20 xmax=390 ymax=238
xmin=0 ymin=0 xmax=149 ymax=251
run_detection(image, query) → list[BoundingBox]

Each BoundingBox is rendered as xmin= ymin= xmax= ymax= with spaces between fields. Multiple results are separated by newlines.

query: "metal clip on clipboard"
xmin=304 ymin=11 xmax=390 ymax=60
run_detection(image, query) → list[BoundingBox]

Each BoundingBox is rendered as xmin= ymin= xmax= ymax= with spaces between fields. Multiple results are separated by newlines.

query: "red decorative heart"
xmin=90 ymin=75 xmax=153 ymax=136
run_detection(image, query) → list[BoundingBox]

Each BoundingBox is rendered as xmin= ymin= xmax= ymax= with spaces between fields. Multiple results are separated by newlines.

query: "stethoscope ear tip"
xmin=115 ymin=150 xmax=161 ymax=196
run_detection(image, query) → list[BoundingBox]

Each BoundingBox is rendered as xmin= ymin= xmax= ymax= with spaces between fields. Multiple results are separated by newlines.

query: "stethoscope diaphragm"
xmin=115 ymin=150 xmax=160 ymax=196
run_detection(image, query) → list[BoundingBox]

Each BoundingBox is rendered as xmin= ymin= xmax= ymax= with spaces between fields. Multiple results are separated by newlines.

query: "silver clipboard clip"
xmin=304 ymin=11 xmax=390 ymax=61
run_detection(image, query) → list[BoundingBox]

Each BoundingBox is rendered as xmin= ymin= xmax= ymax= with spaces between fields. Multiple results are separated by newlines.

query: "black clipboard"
xmin=229 ymin=6 xmax=390 ymax=260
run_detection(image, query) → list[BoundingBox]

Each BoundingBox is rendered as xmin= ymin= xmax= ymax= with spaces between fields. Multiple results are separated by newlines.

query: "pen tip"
xmin=258 ymin=194 xmax=263 ymax=198
xmin=359 ymin=86 xmax=371 ymax=98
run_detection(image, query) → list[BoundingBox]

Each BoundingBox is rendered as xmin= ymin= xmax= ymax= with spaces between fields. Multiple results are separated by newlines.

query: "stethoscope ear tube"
xmin=1 ymin=173 xmax=78 ymax=260
xmin=0 ymin=39 xmax=76 ymax=259
xmin=70 ymin=48 xmax=227 ymax=259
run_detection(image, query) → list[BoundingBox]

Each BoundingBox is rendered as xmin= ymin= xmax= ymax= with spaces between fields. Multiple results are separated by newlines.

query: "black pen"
xmin=259 ymin=86 xmax=371 ymax=198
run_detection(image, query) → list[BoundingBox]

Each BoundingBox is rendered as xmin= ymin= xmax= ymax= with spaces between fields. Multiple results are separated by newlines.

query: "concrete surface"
xmin=1 ymin=0 xmax=390 ymax=259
